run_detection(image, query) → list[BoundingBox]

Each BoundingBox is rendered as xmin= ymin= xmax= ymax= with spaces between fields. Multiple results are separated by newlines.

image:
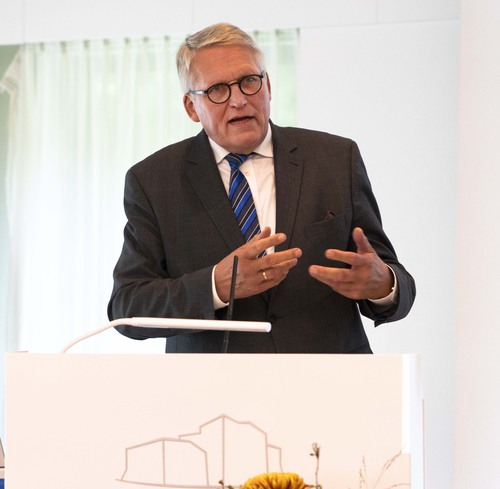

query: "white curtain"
xmin=0 ymin=30 xmax=298 ymax=354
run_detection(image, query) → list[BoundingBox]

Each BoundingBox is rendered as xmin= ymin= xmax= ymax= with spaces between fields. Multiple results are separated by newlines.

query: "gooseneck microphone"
xmin=222 ymin=255 xmax=239 ymax=353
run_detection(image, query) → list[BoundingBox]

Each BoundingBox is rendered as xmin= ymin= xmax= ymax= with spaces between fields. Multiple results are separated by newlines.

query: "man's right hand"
xmin=214 ymin=227 xmax=302 ymax=303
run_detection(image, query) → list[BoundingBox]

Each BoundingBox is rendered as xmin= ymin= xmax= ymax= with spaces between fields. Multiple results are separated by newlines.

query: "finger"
xmin=256 ymin=251 xmax=301 ymax=282
xmin=244 ymin=226 xmax=272 ymax=249
xmin=325 ymin=227 xmax=375 ymax=266
xmin=352 ymin=227 xmax=374 ymax=254
xmin=253 ymin=226 xmax=272 ymax=241
xmin=309 ymin=265 xmax=363 ymax=299
xmin=261 ymin=247 xmax=302 ymax=267
xmin=260 ymin=269 xmax=270 ymax=282
xmin=271 ymin=256 xmax=302 ymax=274
xmin=243 ymin=231 xmax=287 ymax=258
xmin=260 ymin=256 xmax=300 ymax=284
xmin=309 ymin=265 xmax=351 ymax=285
xmin=324 ymin=248 xmax=359 ymax=267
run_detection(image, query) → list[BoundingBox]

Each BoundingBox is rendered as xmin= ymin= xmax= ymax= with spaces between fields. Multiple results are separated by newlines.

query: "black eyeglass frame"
xmin=187 ymin=73 xmax=265 ymax=104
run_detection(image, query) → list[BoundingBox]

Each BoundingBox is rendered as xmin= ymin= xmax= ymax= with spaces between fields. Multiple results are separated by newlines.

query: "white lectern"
xmin=4 ymin=319 xmax=424 ymax=488
xmin=5 ymin=352 xmax=423 ymax=488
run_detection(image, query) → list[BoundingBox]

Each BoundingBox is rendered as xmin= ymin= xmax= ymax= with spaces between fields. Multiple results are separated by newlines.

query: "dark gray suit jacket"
xmin=108 ymin=122 xmax=415 ymax=353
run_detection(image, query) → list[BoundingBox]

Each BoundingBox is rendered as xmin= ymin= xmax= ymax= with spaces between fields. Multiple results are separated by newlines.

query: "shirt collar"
xmin=210 ymin=123 xmax=273 ymax=166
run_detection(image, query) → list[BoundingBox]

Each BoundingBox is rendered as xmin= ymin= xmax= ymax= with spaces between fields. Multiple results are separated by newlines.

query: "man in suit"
xmin=108 ymin=22 xmax=416 ymax=353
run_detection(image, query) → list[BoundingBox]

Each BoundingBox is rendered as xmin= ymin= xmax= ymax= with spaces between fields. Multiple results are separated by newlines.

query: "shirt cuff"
xmin=368 ymin=265 xmax=398 ymax=306
xmin=212 ymin=265 xmax=229 ymax=310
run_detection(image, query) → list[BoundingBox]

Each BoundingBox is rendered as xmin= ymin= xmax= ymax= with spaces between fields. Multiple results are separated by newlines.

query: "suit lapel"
xmin=184 ymin=126 xmax=304 ymax=256
xmin=185 ymin=131 xmax=245 ymax=253
xmin=272 ymin=124 xmax=304 ymax=252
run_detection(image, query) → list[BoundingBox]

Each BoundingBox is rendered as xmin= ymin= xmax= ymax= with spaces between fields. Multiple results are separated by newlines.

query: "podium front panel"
xmin=5 ymin=353 xmax=423 ymax=488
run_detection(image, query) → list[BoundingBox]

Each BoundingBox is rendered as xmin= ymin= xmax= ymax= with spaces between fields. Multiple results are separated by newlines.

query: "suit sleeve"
xmin=107 ymin=168 xmax=217 ymax=340
xmin=348 ymin=141 xmax=416 ymax=324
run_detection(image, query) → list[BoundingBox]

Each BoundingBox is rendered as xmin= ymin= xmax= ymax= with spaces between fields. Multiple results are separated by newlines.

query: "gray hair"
xmin=176 ymin=22 xmax=265 ymax=93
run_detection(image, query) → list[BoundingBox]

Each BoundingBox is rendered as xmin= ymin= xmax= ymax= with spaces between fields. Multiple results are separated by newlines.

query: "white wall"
xmin=299 ymin=20 xmax=459 ymax=489
xmin=455 ymin=0 xmax=500 ymax=488
xmin=2 ymin=1 xmax=488 ymax=489
xmin=0 ymin=0 xmax=459 ymax=44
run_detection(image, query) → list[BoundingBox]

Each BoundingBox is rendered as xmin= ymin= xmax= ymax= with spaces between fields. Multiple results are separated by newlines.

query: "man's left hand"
xmin=308 ymin=227 xmax=393 ymax=300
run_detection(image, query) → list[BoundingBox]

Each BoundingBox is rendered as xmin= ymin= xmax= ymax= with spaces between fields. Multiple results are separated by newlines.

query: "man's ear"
xmin=183 ymin=94 xmax=200 ymax=122
xmin=266 ymin=74 xmax=272 ymax=101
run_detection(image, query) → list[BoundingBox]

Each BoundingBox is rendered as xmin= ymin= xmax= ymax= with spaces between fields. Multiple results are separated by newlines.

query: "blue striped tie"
xmin=226 ymin=153 xmax=261 ymax=242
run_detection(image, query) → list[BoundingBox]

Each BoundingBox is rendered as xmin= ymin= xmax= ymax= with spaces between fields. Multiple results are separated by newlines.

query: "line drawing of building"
xmin=117 ymin=414 xmax=284 ymax=488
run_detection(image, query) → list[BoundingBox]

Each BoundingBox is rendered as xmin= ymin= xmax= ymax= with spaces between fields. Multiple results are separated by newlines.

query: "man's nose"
xmin=228 ymin=83 xmax=247 ymax=106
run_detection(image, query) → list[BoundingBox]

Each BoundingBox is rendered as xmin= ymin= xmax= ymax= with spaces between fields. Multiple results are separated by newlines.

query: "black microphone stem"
xmin=222 ymin=255 xmax=238 ymax=353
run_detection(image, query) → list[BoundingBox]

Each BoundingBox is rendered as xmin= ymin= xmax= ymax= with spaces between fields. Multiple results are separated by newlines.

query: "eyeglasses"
xmin=187 ymin=73 xmax=265 ymax=104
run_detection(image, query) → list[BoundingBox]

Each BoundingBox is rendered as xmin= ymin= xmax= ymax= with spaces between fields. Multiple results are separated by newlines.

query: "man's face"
xmin=183 ymin=44 xmax=271 ymax=154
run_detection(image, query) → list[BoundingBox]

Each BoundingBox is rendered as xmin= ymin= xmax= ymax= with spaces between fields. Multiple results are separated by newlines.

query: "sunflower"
xmin=241 ymin=472 xmax=308 ymax=489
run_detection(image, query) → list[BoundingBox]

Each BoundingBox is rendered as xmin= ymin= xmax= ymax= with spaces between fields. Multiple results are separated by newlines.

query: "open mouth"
xmin=229 ymin=116 xmax=253 ymax=124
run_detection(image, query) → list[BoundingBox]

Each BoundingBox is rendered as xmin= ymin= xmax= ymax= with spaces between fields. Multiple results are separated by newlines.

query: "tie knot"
xmin=226 ymin=153 xmax=252 ymax=169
